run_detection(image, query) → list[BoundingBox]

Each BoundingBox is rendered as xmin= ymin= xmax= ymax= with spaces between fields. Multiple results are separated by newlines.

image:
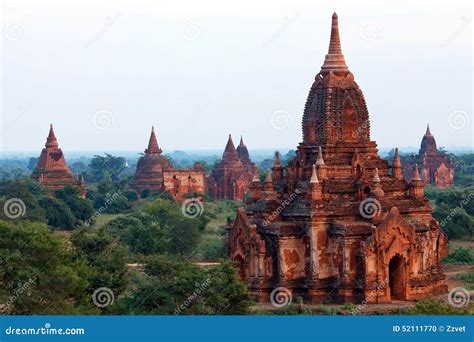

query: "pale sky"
xmin=1 ymin=0 xmax=472 ymax=152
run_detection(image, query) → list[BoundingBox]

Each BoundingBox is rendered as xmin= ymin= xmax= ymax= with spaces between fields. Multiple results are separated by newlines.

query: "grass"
xmin=453 ymin=270 xmax=474 ymax=290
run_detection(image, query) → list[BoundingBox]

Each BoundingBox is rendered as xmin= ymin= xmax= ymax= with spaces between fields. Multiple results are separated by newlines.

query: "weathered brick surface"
xmin=228 ymin=13 xmax=447 ymax=304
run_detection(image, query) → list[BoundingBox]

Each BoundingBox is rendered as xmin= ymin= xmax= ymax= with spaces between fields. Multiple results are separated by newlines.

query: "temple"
xmin=207 ymin=135 xmax=255 ymax=201
xmin=228 ymin=14 xmax=447 ymax=304
xmin=403 ymin=125 xmax=454 ymax=188
xmin=31 ymin=125 xmax=86 ymax=198
xmin=131 ymin=127 xmax=206 ymax=201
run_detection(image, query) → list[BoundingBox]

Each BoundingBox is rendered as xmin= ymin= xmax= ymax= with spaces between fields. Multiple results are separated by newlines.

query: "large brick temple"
xmin=31 ymin=124 xmax=86 ymax=198
xmin=207 ymin=135 xmax=255 ymax=201
xmin=228 ymin=13 xmax=448 ymax=304
xmin=131 ymin=127 xmax=206 ymax=201
xmin=403 ymin=125 xmax=454 ymax=188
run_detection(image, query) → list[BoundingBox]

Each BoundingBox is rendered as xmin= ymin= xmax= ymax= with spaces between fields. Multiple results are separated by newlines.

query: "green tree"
xmin=71 ymin=228 xmax=129 ymax=296
xmin=120 ymin=256 xmax=252 ymax=315
xmin=39 ymin=196 xmax=76 ymax=229
xmin=55 ymin=186 xmax=94 ymax=222
xmin=0 ymin=220 xmax=92 ymax=314
xmin=89 ymin=153 xmax=127 ymax=182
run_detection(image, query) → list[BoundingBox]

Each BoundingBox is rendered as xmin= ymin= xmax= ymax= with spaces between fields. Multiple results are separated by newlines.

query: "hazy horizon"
xmin=1 ymin=0 xmax=472 ymax=152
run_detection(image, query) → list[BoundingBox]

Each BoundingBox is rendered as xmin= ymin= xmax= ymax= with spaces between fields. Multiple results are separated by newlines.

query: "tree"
xmin=89 ymin=154 xmax=127 ymax=182
xmin=0 ymin=220 xmax=92 ymax=314
xmin=39 ymin=196 xmax=76 ymax=229
xmin=71 ymin=228 xmax=129 ymax=296
xmin=55 ymin=186 xmax=94 ymax=222
xmin=144 ymin=199 xmax=207 ymax=255
xmin=0 ymin=180 xmax=47 ymax=223
xmin=120 ymin=255 xmax=252 ymax=315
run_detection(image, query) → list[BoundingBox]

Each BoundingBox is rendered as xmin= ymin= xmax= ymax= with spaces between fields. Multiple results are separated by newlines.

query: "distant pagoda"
xmin=131 ymin=127 xmax=205 ymax=201
xmin=403 ymin=125 xmax=454 ymax=188
xmin=207 ymin=134 xmax=255 ymax=201
xmin=228 ymin=13 xmax=447 ymax=304
xmin=31 ymin=124 xmax=85 ymax=198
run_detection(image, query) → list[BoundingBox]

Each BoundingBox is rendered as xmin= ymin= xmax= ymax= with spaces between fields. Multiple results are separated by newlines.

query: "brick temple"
xmin=31 ymin=124 xmax=86 ymax=198
xmin=131 ymin=127 xmax=206 ymax=201
xmin=228 ymin=14 xmax=448 ymax=304
xmin=403 ymin=125 xmax=454 ymax=188
xmin=207 ymin=135 xmax=255 ymax=201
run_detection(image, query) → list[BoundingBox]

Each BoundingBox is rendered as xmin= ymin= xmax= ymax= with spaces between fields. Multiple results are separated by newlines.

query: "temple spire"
xmin=310 ymin=164 xmax=319 ymax=184
xmin=273 ymin=151 xmax=281 ymax=168
xmin=45 ymin=124 xmax=59 ymax=148
xmin=222 ymin=134 xmax=240 ymax=161
xmin=412 ymin=164 xmax=422 ymax=181
xmin=265 ymin=169 xmax=273 ymax=183
xmin=425 ymin=124 xmax=432 ymax=137
xmin=145 ymin=126 xmax=161 ymax=154
xmin=321 ymin=13 xmax=348 ymax=72
xmin=316 ymin=146 xmax=325 ymax=166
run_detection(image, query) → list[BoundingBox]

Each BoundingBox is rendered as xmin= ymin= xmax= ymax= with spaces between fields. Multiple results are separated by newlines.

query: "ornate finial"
xmin=45 ymin=124 xmax=59 ymax=149
xmin=265 ymin=169 xmax=273 ymax=183
xmin=252 ymin=166 xmax=259 ymax=182
xmin=425 ymin=124 xmax=432 ymax=136
xmin=321 ymin=13 xmax=348 ymax=72
xmin=372 ymin=168 xmax=381 ymax=182
xmin=412 ymin=164 xmax=422 ymax=181
xmin=146 ymin=126 xmax=160 ymax=154
xmin=310 ymin=164 xmax=319 ymax=184
xmin=273 ymin=151 xmax=281 ymax=168
xmin=316 ymin=146 xmax=325 ymax=166
xmin=393 ymin=147 xmax=401 ymax=167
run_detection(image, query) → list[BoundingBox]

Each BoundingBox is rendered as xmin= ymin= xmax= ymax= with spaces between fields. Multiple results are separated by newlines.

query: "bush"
xmin=400 ymin=298 xmax=469 ymax=315
xmin=444 ymin=247 xmax=474 ymax=264
xmin=39 ymin=196 xmax=76 ymax=229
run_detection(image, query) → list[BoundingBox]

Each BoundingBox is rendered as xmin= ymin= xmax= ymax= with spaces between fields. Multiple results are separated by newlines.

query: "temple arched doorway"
xmin=388 ymin=255 xmax=406 ymax=300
